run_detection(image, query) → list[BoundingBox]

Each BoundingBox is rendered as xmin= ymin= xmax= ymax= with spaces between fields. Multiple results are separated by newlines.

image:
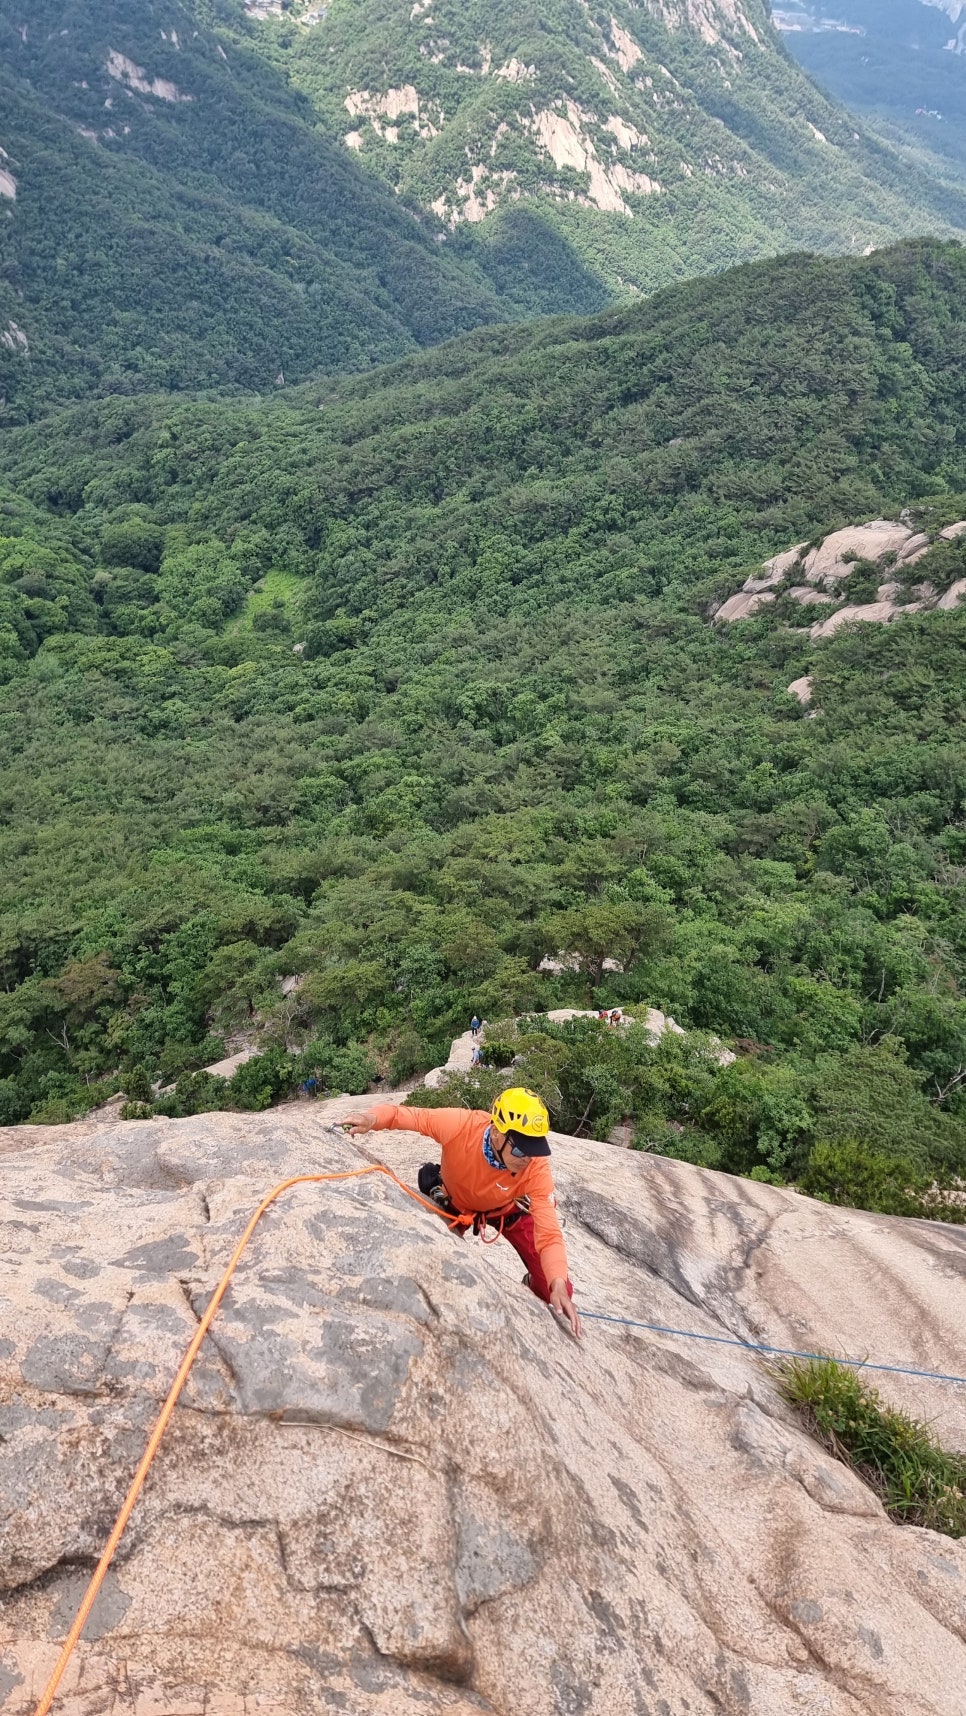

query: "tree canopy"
xmin=1 ymin=238 xmax=966 ymax=1219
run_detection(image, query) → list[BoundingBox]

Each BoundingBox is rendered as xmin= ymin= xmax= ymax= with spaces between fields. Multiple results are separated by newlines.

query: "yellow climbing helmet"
xmin=491 ymin=1087 xmax=550 ymax=1139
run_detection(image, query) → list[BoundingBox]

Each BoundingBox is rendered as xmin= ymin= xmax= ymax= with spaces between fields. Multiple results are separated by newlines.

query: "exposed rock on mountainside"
xmin=715 ymin=514 xmax=966 ymax=636
xmin=0 ymin=145 xmax=16 ymax=199
xmin=258 ymin=0 xmax=966 ymax=305
xmin=2 ymin=1108 xmax=965 ymax=1714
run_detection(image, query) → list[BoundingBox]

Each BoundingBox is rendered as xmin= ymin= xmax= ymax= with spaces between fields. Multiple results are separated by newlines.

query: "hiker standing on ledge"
xmin=345 ymin=1087 xmax=581 ymax=1340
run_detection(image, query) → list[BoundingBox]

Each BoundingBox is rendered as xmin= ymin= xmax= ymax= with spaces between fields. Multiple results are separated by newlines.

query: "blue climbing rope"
xmin=579 ymin=1310 xmax=966 ymax=1387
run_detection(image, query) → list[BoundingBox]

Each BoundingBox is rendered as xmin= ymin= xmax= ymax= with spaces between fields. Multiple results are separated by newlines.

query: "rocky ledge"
xmin=714 ymin=516 xmax=966 ymax=636
xmin=1 ymin=1106 xmax=965 ymax=1715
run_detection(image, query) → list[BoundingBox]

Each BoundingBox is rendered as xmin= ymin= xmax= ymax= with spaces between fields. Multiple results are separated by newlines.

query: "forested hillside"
xmin=2 ymin=239 xmax=966 ymax=1216
xmin=779 ymin=1 xmax=966 ymax=185
xmin=0 ymin=0 xmax=512 ymax=420
xmin=253 ymin=0 xmax=966 ymax=304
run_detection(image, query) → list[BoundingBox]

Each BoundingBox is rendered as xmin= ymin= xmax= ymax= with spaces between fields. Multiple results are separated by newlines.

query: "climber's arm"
xmin=344 ymin=1103 xmax=463 ymax=1147
xmin=530 ymin=1162 xmax=581 ymax=1341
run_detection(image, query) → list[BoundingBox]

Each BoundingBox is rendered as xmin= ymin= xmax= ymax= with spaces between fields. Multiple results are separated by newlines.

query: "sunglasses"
xmin=499 ymin=1132 xmax=536 ymax=1159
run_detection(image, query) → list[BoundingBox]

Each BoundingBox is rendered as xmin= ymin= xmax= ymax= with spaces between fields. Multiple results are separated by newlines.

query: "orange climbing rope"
xmin=31 ymin=1163 xmax=467 ymax=1716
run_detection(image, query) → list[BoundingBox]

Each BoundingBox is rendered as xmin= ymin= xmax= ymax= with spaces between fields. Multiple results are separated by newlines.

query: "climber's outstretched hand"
xmin=550 ymin=1279 xmax=582 ymax=1341
xmin=343 ymin=1110 xmax=381 ymax=1135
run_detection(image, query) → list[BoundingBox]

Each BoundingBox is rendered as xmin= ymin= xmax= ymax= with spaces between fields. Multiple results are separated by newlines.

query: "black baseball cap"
xmin=505 ymin=1127 xmax=551 ymax=1158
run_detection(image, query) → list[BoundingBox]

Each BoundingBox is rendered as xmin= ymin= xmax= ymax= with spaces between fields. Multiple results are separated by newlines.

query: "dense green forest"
xmin=0 ymin=0 xmax=518 ymax=420
xmin=2 ymin=239 xmax=966 ymax=1218
xmin=255 ymin=0 xmax=966 ymax=304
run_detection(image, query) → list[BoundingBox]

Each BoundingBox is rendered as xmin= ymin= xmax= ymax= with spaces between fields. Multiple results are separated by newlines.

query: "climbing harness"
xmin=29 ymin=1166 xmax=966 ymax=1714
xmin=474 ymin=1207 xmax=516 ymax=1243
xmin=419 ymin=1155 xmax=528 ymax=1242
xmin=579 ymin=1310 xmax=966 ymax=1388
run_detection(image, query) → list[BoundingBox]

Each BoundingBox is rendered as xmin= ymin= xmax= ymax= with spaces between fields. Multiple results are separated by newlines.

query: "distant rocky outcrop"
xmin=423 ymin=1025 xmax=483 ymax=1088
xmin=423 ymin=1007 xmax=734 ymax=1087
xmin=2 ymin=1107 xmax=964 ymax=1714
xmin=715 ymin=516 xmax=966 ymax=638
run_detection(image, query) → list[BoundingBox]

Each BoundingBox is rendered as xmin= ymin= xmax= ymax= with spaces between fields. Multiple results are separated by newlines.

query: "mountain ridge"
xmin=0 ymin=0 xmax=518 ymax=420
xmin=255 ymin=0 xmax=966 ymax=301
xmin=778 ymin=1 xmax=966 ymax=183
xmin=4 ymin=0 xmax=966 ymax=417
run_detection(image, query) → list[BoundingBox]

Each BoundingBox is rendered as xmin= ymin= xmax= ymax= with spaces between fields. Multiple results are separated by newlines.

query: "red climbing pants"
xmin=500 ymin=1212 xmax=574 ymax=1306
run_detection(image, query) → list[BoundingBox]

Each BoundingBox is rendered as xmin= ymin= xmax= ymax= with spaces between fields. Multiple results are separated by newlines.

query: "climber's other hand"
xmin=550 ymin=1279 xmax=582 ymax=1341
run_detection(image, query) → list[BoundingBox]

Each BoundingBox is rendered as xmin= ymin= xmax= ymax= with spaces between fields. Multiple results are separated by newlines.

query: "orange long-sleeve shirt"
xmin=368 ymin=1103 xmax=569 ymax=1287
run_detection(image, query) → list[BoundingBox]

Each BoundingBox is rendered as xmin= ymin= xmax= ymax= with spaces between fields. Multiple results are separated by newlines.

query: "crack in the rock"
xmin=754 ymin=1587 xmax=885 ymax=1715
xmin=176 ymin=1276 xmax=204 ymax=1328
xmin=4 ymin=1551 xmax=103 ymax=1603
xmin=164 ymin=1501 xmax=286 ymax=1534
xmin=172 ymin=1276 xmax=240 ymax=1397
xmin=268 ymin=1415 xmax=435 ymax=1470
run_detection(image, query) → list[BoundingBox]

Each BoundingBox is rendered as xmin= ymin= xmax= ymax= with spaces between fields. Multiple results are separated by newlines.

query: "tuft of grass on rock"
xmin=776 ymin=1356 xmax=966 ymax=1538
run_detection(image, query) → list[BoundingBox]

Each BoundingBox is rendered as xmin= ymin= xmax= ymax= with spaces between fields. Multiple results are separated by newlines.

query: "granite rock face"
xmin=1 ymin=1107 xmax=965 ymax=1715
xmin=715 ymin=515 xmax=966 ymax=635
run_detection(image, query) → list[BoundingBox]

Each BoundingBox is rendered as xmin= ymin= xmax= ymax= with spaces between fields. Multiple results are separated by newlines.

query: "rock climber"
xmin=345 ymin=1087 xmax=581 ymax=1340
xmin=470 ymin=1014 xmax=481 ymax=1037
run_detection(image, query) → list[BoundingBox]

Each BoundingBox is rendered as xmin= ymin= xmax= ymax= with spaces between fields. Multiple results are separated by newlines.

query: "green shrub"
xmin=25 ymin=1099 xmax=75 ymax=1125
xmin=0 ymin=1077 xmax=29 ymax=1127
xmin=406 ymin=1068 xmax=512 ymax=1113
xmin=841 ymin=559 xmax=881 ymax=604
xmin=153 ymin=1071 xmax=227 ymax=1119
xmin=227 ymin=1049 xmax=295 ymax=1112
xmin=808 ymin=1043 xmax=962 ymax=1171
xmin=293 ymin=1035 xmax=377 ymax=1095
xmin=124 ymin=1065 xmax=154 ymax=1104
xmin=776 ymin=1356 xmax=966 ymax=1537
xmin=319 ymin=1041 xmax=376 ymax=1096
xmin=799 ymin=1138 xmax=965 ymax=1221
xmin=387 ymin=1026 xmax=445 ymax=1085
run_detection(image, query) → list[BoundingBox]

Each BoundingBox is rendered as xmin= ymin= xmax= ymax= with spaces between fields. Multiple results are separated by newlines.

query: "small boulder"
xmin=896 ymin=532 xmax=931 ymax=565
xmin=786 ymin=586 xmax=834 ymax=605
xmin=714 ymin=591 xmax=776 ymax=623
xmin=810 ymin=599 xmax=901 ymax=641
xmin=938 ymin=577 xmax=966 ymax=611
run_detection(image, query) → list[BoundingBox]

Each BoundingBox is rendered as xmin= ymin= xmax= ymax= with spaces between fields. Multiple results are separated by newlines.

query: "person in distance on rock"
xmin=345 ymin=1086 xmax=581 ymax=1340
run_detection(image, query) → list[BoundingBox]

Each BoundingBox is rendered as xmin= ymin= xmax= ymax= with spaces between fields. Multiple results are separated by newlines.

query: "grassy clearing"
xmin=229 ymin=569 xmax=303 ymax=636
xmin=775 ymin=1356 xmax=966 ymax=1538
